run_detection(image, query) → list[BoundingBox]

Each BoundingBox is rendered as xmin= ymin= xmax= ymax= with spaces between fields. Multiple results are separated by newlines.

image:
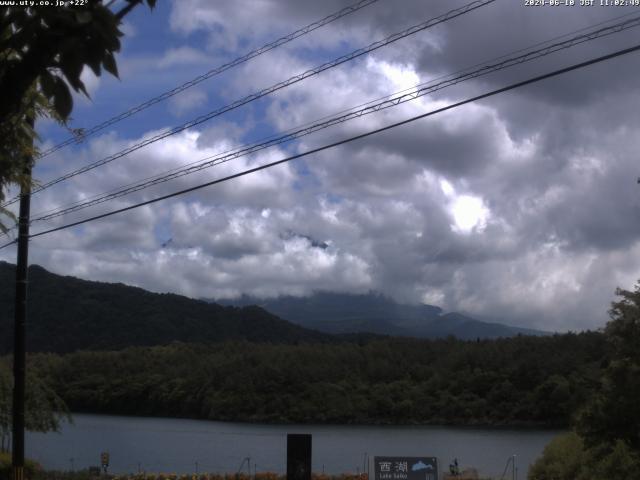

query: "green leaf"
xmin=52 ymin=76 xmax=73 ymax=120
xmin=0 ymin=207 xmax=16 ymax=235
xmin=103 ymin=52 xmax=119 ymax=78
xmin=59 ymin=49 xmax=89 ymax=96
xmin=76 ymin=79 xmax=89 ymax=98
xmin=39 ymin=70 xmax=56 ymax=99
xmin=86 ymin=50 xmax=102 ymax=76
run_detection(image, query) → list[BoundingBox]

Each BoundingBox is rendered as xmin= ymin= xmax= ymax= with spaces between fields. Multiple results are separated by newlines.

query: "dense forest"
xmin=2 ymin=261 xmax=608 ymax=428
xmin=24 ymin=332 xmax=606 ymax=427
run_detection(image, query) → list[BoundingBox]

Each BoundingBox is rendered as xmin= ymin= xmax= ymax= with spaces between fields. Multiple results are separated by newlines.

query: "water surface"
xmin=26 ymin=414 xmax=558 ymax=478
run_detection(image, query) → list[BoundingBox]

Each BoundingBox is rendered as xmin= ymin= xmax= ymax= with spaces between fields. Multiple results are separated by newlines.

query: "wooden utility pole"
xmin=12 ymin=136 xmax=32 ymax=480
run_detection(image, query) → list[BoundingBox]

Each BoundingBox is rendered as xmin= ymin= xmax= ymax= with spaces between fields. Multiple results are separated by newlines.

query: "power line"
xmin=2 ymin=9 xmax=636 ymax=238
xmin=27 ymin=14 xmax=640 ymax=224
xmin=28 ymin=7 xmax=640 ymax=221
xmin=2 ymin=42 xmax=635 ymax=249
xmin=1 ymin=0 xmax=496 ymax=209
xmin=34 ymin=0 xmax=381 ymax=160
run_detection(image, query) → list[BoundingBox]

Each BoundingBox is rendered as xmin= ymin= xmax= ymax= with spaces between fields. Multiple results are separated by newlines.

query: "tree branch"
xmin=114 ymin=0 xmax=143 ymax=20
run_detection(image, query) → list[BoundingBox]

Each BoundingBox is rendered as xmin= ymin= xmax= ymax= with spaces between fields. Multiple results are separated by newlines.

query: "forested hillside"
xmin=0 ymin=262 xmax=332 ymax=353
xmin=0 ymin=261 xmax=612 ymax=428
xmin=28 ymin=332 xmax=607 ymax=427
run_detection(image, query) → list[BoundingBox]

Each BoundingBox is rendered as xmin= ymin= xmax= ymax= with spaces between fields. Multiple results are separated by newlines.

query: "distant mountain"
xmin=216 ymin=292 xmax=546 ymax=340
xmin=0 ymin=262 xmax=333 ymax=354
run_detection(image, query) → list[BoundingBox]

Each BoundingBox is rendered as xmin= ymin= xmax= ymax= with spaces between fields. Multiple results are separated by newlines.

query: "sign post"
xmin=100 ymin=452 xmax=110 ymax=474
xmin=374 ymin=457 xmax=438 ymax=480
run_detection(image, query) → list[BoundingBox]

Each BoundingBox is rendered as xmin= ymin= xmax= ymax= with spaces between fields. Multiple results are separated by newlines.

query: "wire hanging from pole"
xmin=34 ymin=0 xmax=382 ymax=161
xmin=25 ymin=14 xmax=640 ymax=225
xmin=0 ymin=0 xmax=496 ymax=209
xmin=1 ymin=42 xmax=634 ymax=248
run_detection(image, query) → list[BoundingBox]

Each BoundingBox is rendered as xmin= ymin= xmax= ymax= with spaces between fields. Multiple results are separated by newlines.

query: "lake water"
xmin=26 ymin=414 xmax=559 ymax=478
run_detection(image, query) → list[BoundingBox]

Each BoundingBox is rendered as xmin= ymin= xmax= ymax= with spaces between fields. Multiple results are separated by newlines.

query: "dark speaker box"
xmin=287 ymin=433 xmax=312 ymax=480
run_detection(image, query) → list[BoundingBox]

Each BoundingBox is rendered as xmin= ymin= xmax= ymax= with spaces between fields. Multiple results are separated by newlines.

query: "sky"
xmin=3 ymin=0 xmax=640 ymax=332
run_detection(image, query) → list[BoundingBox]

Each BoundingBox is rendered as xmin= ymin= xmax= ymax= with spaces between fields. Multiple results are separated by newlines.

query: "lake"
xmin=26 ymin=414 xmax=559 ymax=478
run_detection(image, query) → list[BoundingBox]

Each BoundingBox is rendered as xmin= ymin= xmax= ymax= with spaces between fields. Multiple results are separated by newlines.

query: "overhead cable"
xmin=0 ymin=42 xmax=633 ymax=249
xmin=35 ymin=0 xmax=381 ymax=160
xmin=28 ymin=14 xmax=640 ymax=223
xmin=1 ymin=0 xmax=496 ymax=209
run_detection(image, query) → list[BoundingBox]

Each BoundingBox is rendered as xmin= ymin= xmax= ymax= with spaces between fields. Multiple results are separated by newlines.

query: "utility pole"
xmin=12 ymin=118 xmax=33 ymax=480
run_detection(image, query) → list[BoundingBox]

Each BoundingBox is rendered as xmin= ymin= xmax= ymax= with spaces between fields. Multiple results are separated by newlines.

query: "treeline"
xmin=29 ymin=332 xmax=607 ymax=427
xmin=527 ymin=284 xmax=640 ymax=479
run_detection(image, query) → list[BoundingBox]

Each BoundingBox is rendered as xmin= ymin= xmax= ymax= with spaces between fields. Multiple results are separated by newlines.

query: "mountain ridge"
xmin=0 ymin=261 xmax=546 ymax=355
xmin=215 ymin=291 xmax=547 ymax=339
xmin=0 ymin=261 xmax=333 ymax=353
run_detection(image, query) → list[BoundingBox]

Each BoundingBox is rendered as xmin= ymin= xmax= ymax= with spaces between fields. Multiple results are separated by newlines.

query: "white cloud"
xmin=450 ymin=195 xmax=489 ymax=234
xmin=157 ymin=47 xmax=212 ymax=69
xmin=10 ymin=0 xmax=640 ymax=333
xmin=168 ymin=88 xmax=208 ymax=117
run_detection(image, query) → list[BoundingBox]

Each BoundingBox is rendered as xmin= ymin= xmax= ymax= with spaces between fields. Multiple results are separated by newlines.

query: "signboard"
xmin=374 ymin=457 xmax=438 ymax=480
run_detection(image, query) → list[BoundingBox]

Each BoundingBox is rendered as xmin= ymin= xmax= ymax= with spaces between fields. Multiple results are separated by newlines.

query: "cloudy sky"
xmin=3 ymin=0 xmax=640 ymax=332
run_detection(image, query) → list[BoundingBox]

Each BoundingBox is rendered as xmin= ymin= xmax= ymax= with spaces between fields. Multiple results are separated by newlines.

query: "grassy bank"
xmin=0 ymin=463 xmax=492 ymax=480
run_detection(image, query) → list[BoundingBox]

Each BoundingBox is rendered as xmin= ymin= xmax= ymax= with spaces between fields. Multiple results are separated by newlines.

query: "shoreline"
xmin=62 ymin=410 xmax=565 ymax=431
